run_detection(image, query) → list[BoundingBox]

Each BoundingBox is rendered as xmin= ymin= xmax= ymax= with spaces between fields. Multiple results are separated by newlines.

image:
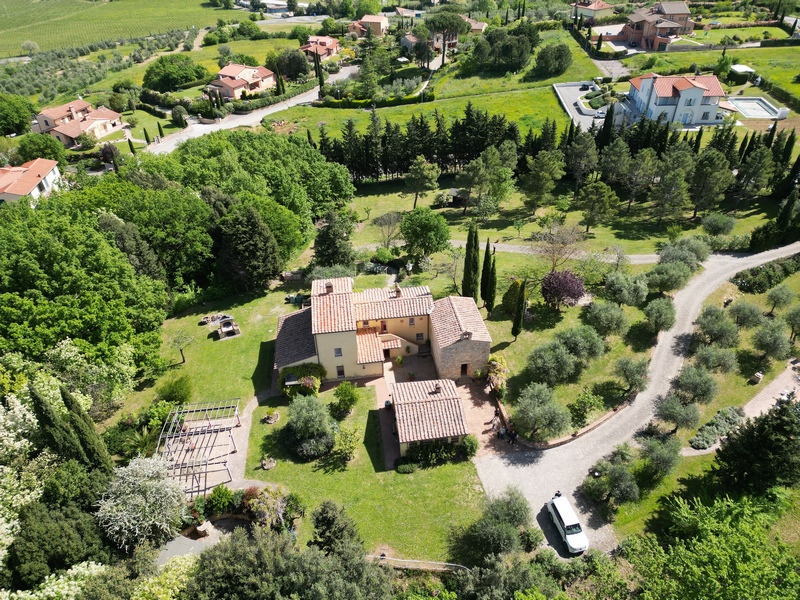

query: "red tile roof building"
xmin=624 ymin=73 xmax=725 ymax=126
xmin=621 ymin=1 xmax=694 ymax=50
xmin=0 ymin=158 xmax=61 ymax=203
xmin=206 ymin=63 xmax=276 ymax=100
xmin=34 ymin=100 xmax=121 ymax=148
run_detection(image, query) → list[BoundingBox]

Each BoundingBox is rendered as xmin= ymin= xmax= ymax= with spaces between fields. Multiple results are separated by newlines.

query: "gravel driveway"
xmin=474 ymin=241 xmax=800 ymax=555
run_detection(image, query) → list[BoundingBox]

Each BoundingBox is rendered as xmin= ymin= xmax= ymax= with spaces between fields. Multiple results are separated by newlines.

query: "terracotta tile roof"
xmin=301 ymin=44 xmax=329 ymax=55
xmin=356 ymin=327 xmax=383 ymax=364
xmin=391 ymin=380 xmax=469 ymax=444
xmin=431 ymin=296 xmax=492 ymax=349
xmin=0 ymin=159 xmax=58 ymax=197
xmin=403 ymin=34 xmax=419 ymax=43
xmin=88 ymin=107 xmax=121 ymax=121
xmin=52 ymin=119 xmax=91 ymax=139
xmin=308 ymin=36 xmax=337 ymax=47
xmin=630 ymin=73 xmax=724 ymax=98
xmin=382 ymin=337 xmax=402 ymax=349
xmin=396 ymin=6 xmax=416 ymax=16
xmin=312 ymin=277 xmax=354 ymax=296
xmin=654 ymin=19 xmax=681 ymax=27
xmin=38 ymin=99 xmax=91 ymax=121
xmin=360 ymin=14 xmax=388 ymax=22
xmin=354 ymin=296 xmax=433 ymax=321
xmin=218 ymin=63 xmax=250 ymax=77
xmin=274 ymin=308 xmax=318 ymax=369
xmin=311 ymin=293 xmax=356 ymax=334
xmin=627 ymin=12 xmax=648 ymax=22
xmin=208 ymin=77 xmax=248 ymax=90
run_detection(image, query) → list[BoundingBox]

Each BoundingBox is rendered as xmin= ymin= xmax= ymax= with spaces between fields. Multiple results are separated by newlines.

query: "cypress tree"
xmin=480 ymin=237 xmax=492 ymax=307
xmin=512 ymin=279 xmax=527 ymax=341
xmin=777 ymin=188 xmax=799 ymax=230
xmin=485 ymin=256 xmax=497 ymax=316
xmin=143 ymin=128 xmax=151 ymax=145
xmin=738 ymin=131 xmax=750 ymax=162
xmin=693 ymin=126 xmax=703 ymax=154
xmin=61 ymin=387 xmax=114 ymax=474
xmin=596 ymin=33 xmax=603 ymax=53
xmin=461 ymin=225 xmax=480 ymax=301
xmin=307 ymin=128 xmax=316 ymax=149
xmin=29 ymin=386 xmax=88 ymax=464
xmin=778 ymin=153 xmax=800 ymax=196
xmin=764 ymin=122 xmax=777 ymax=149
xmin=505 ymin=6 xmax=509 ymax=25
xmin=782 ymin=129 xmax=796 ymax=166
xmin=157 ymin=121 xmax=165 ymax=138
xmin=744 ymin=131 xmax=760 ymax=159
xmin=127 ymin=138 xmax=136 ymax=155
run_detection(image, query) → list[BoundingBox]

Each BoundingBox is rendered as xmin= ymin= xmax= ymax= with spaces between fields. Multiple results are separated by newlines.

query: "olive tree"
xmin=95 ymin=457 xmax=186 ymax=553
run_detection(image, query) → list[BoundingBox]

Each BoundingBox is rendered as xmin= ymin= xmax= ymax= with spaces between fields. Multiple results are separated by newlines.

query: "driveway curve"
xmin=148 ymin=66 xmax=359 ymax=155
xmin=474 ymin=241 xmax=800 ymax=554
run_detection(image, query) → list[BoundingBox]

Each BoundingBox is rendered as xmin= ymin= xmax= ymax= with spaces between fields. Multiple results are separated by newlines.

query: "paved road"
xmin=148 ymin=66 xmax=358 ymax=155
xmin=474 ymin=241 xmax=800 ymax=556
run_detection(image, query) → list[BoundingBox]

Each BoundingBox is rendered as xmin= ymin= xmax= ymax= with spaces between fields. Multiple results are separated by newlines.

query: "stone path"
xmin=474 ymin=241 xmax=800 ymax=554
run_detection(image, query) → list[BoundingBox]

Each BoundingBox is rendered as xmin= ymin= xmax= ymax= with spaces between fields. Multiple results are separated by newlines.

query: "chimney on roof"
xmin=324 ymin=281 xmax=334 ymax=294
xmin=394 ymin=283 xmax=401 ymax=298
xmin=434 ymin=382 xmax=442 ymax=394
xmin=462 ymin=331 xmax=472 ymax=340
xmin=68 ymin=105 xmax=77 ymax=120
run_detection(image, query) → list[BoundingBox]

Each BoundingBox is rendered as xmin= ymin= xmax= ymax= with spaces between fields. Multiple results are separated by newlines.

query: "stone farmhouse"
xmin=621 ymin=1 xmax=694 ymax=50
xmin=274 ymin=277 xmax=491 ymax=382
xmin=460 ymin=15 xmax=488 ymax=34
xmin=348 ymin=14 xmax=390 ymax=37
xmin=571 ymin=0 xmax=615 ymax=22
xmin=620 ymin=73 xmax=726 ymax=126
xmin=0 ymin=158 xmax=60 ymax=204
xmin=206 ymin=63 xmax=276 ymax=100
xmin=33 ymin=100 xmax=121 ymax=148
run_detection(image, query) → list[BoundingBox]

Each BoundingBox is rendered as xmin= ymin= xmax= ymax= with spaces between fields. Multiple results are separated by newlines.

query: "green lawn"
xmin=245 ymin=385 xmax=483 ymax=560
xmin=270 ymin=84 xmax=570 ymax=142
xmin=349 ymin=178 xmax=777 ymax=256
xmin=433 ymin=30 xmax=602 ymax=100
xmin=688 ymin=26 xmax=788 ymax=44
xmin=190 ymin=38 xmax=299 ymax=73
xmin=0 ymin=0 xmax=231 ymax=58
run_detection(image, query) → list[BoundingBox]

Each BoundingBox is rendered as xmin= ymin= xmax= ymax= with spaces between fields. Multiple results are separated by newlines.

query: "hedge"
xmin=139 ymin=88 xmax=191 ymax=109
xmin=230 ymin=81 xmax=317 ymax=112
xmin=138 ymin=103 xmax=168 ymax=119
xmin=689 ymin=407 xmax=744 ymax=449
xmin=757 ymin=75 xmax=800 ymax=114
xmin=730 ymin=253 xmax=800 ymax=293
xmin=314 ymin=91 xmax=436 ymax=109
xmin=760 ymin=38 xmax=800 ymax=47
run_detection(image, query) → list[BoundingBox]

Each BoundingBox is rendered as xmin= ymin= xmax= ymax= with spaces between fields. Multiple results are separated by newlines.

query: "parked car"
xmin=595 ymin=109 xmax=607 ymax=119
xmin=546 ymin=492 xmax=589 ymax=554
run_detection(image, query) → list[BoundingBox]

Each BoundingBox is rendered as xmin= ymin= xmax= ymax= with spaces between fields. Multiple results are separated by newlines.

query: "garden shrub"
xmin=330 ymin=381 xmax=358 ymax=419
xmin=206 ymin=484 xmax=234 ymax=515
xmin=689 ymin=407 xmax=745 ymax=449
xmin=553 ymin=326 xmax=605 ymax=363
xmin=157 ymin=374 xmax=192 ymax=405
xmin=731 ymin=253 xmax=800 ymax=293
xmin=371 ymin=247 xmax=393 ymax=265
xmin=502 ymin=279 xmax=523 ymax=315
xmin=461 ymin=434 xmax=479 ymax=459
xmin=457 ymin=486 xmax=531 ymax=565
xmin=702 ymin=213 xmax=737 ymax=236
xmin=247 ymin=485 xmax=295 ymax=530
xmin=487 ymin=354 xmax=509 ymax=400
xmin=192 ymin=495 xmax=206 ymax=523
xmin=396 ymin=462 xmax=419 ymax=474
xmin=285 ymin=395 xmax=338 ymax=460
xmin=279 ymin=363 xmax=327 ymax=397
xmin=527 ymin=340 xmax=578 ymax=386
xmin=407 ymin=441 xmax=457 ymax=468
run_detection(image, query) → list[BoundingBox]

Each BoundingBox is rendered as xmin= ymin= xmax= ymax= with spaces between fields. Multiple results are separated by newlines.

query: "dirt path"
xmin=474 ymin=241 xmax=800 ymax=555
xmin=591 ymin=58 xmax=630 ymax=80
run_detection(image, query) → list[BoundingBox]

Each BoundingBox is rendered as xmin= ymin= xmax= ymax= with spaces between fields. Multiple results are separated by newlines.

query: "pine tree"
xmin=127 ymin=138 xmax=136 ymax=155
xmin=485 ymin=256 xmax=497 ymax=316
xmin=461 ymin=225 xmax=480 ymax=301
xmin=61 ymin=387 xmax=114 ymax=474
xmin=764 ymin=122 xmax=777 ymax=149
xmin=480 ymin=237 xmax=492 ymax=307
xmin=512 ymin=279 xmax=527 ymax=341
xmin=29 ymin=386 xmax=88 ymax=464
xmin=157 ymin=121 xmax=165 ymax=138
xmin=143 ymin=128 xmax=151 ymax=145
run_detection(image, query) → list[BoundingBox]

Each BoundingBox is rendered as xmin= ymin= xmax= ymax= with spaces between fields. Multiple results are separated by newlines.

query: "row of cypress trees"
xmin=461 ymin=224 xmax=498 ymax=315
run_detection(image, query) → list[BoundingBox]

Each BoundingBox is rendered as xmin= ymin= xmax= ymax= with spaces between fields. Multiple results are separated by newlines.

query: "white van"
xmin=546 ymin=492 xmax=589 ymax=554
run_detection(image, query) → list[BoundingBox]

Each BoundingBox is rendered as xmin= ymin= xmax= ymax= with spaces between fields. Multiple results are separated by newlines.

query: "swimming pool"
xmin=727 ymin=97 xmax=783 ymax=119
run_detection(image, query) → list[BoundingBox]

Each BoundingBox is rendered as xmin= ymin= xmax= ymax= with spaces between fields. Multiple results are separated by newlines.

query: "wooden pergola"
xmin=156 ymin=399 xmax=241 ymax=497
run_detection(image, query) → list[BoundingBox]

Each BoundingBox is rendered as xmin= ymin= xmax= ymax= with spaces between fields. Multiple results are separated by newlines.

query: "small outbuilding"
xmin=391 ymin=379 xmax=469 ymax=457
xmin=429 ymin=296 xmax=492 ymax=380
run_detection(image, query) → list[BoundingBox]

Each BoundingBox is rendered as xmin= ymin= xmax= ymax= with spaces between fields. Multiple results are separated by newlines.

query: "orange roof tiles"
xmin=430 ymin=296 xmax=492 ymax=349
xmin=356 ymin=327 xmax=384 ymax=364
xmin=629 ymin=73 xmax=724 ymax=98
xmin=38 ymin=99 xmax=91 ymax=121
xmin=0 ymin=159 xmax=58 ymax=197
xmin=311 ymin=293 xmax=356 ymax=335
xmin=391 ymin=380 xmax=469 ymax=444
xmin=312 ymin=277 xmax=354 ymax=296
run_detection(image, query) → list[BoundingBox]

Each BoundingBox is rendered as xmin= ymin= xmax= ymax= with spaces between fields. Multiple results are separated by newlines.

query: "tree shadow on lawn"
xmin=524 ymin=303 xmax=564 ymax=332
xmin=642 ymin=470 xmax=721 ymax=542
xmin=252 ymin=341 xmax=276 ymax=397
xmin=592 ymin=380 xmax=628 ymax=410
xmin=736 ymin=348 xmax=769 ymax=380
xmin=363 ymin=409 xmax=387 ymax=473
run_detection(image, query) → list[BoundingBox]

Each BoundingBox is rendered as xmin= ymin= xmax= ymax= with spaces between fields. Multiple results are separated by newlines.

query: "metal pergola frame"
xmin=156 ymin=399 xmax=241 ymax=497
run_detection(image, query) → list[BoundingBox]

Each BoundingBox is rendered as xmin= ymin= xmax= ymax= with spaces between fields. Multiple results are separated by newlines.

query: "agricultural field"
xmin=0 ymin=0 xmax=228 ymax=58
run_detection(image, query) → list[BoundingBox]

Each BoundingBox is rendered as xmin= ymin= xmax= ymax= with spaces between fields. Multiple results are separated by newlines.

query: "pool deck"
xmin=728 ymin=96 xmax=780 ymax=119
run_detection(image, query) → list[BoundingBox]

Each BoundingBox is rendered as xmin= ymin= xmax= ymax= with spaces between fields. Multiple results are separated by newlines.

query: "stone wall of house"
xmin=435 ymin=339 xmax=491 ymax=380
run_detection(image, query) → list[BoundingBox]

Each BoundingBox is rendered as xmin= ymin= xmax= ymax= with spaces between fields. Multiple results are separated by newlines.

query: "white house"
xmin=0 ymin=158 xmax=61 ymax=204
xmin=624 ymin=73 xmax=726 ymax=126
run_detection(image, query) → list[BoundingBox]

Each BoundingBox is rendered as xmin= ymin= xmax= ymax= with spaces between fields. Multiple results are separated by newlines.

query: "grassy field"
xmin=349 ymin=177 xmax=778 ymax=256
xmin=623 ymin=46 xmax=800 ymax=102
xmin=676 ymin=26 xmax=788 ymax=45
xmin=245 ymin=385 xmax=483 ymax=560
xmin=0 ymin=0 xmax=231 ymax=58
xmin=433 ymin=30 xmax=602 ymax=100
xmin=272 ymin=84 xmax=570 ymax=142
